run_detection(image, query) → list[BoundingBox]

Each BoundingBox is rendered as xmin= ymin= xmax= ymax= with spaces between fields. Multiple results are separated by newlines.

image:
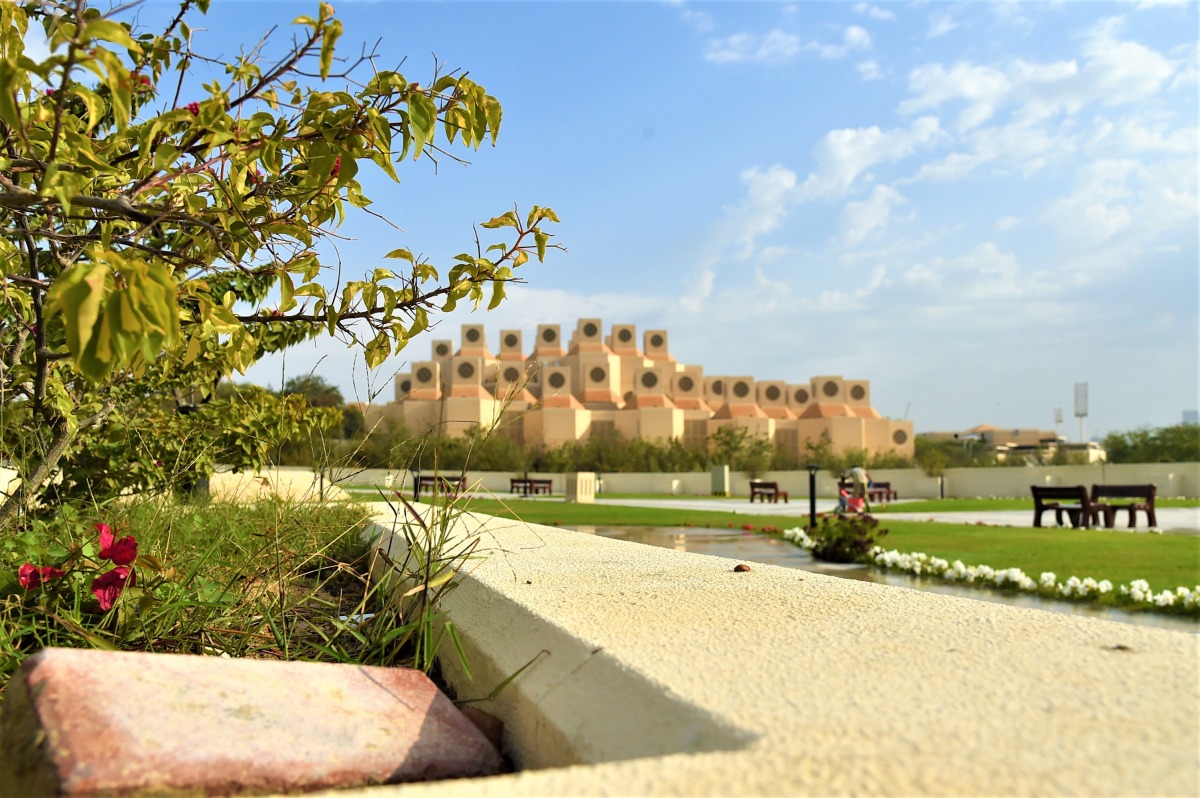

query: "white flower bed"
xmin=780 ymin=526 xmax=1200 ymax=613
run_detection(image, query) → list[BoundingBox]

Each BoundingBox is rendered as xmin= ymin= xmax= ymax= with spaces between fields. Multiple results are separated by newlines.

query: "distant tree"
xmin=281 ymin=375 xmax=344 ymax=408
xmin=1102 ymin=424 xmax=1200 ymax=463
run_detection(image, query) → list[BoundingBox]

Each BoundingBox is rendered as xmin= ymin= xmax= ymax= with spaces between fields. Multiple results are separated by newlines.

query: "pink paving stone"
xmin=0 ymin=648 xmax=503 ymax=795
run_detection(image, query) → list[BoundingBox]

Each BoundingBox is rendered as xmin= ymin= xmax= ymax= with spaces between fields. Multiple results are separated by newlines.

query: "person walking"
xmin=847 ymin=465 xmax=871 ymax=514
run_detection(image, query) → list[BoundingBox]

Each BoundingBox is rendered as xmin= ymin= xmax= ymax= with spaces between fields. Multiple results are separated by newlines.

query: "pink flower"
xmin=96 ymin=522 xmax=137 ymax=566
xmin=186 ymin=101 xmax=200 ymax=115
xmin=18 ymin=563 xmax=65 ymax=590
xmin=91 ymin=566 xmax=135 ymax=611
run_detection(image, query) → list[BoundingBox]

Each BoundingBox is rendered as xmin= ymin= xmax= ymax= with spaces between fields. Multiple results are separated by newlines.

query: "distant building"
xmin=918 ymin=425 xmax=1107 ymax=464
xmin=1183 ymin=410 xmax=1199 ymax=426
xmin=366 ymin=319 xmax=914 ymax=458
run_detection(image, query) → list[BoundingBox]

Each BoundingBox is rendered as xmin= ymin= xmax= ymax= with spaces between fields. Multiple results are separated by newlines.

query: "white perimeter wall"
xmin=290 ymin=462 xmax=1200 ymax=498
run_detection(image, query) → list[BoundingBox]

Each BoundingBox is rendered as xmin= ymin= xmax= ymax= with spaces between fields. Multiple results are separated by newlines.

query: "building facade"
xmin=367 ymin=319 xmax=914 ymax=458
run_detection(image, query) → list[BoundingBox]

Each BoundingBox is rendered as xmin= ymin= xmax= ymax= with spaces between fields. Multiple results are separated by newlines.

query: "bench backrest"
xmin=1091 ymin=484 xmax=1156 ymax=502
xmin=749 ymin=481 xmax=778 ymax=489
xmin=1030 ymin=485 xmax=1088 ymax=504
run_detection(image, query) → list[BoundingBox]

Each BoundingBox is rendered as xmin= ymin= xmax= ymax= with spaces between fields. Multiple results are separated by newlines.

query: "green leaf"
xmin=319 ymin=19 xmax=342 ymax=79
xmin=407 ymin=93 xmax=437 ymax=159
xmin=82 ymin=20 xmax=142 ymax=53
xmin=47 ymin=261 xmax=110 ymax=367
xmin=534 ymin=229 xmax=549 ymax=262
xmin=481 ymin=211 xmax=519 ymax=230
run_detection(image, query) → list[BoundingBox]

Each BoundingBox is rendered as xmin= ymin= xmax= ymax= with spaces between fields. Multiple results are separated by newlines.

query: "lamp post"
xmin=412 ymin=466 xmax=421 ymax=503
xmin=806 ymin=463 xmax=820 ymax=531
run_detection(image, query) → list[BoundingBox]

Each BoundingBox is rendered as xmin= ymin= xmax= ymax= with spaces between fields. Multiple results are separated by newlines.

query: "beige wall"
xmin=324 ymin=462 xmax=1200 ymax=498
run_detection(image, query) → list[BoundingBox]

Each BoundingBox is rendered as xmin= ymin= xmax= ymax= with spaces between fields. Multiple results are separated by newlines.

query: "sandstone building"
xmin=368 ymin=319 xmax=914 ymax=458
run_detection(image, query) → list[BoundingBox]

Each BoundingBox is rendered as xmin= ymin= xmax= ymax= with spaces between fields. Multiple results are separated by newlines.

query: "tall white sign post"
xmin=1074 ymin=382 xmax=1089 ymax=443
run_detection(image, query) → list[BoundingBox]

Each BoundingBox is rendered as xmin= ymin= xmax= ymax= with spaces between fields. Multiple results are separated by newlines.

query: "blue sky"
xmin=131 ymin=1 xmax=1198 ymax=437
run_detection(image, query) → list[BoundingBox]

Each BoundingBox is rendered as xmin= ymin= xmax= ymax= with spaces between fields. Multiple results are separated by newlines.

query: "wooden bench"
xmin=1030 ymin=485 xmax=1103 ymax=528
xmin=749 ymin=480 xmax=788 ymax=503
xmin=1091 ymin=484 xmax=1157 ymax=529
xmin=417 ymin=474 xmax=466 ymax=495
xmin=510 ymin=478 xmax=553 ymax=496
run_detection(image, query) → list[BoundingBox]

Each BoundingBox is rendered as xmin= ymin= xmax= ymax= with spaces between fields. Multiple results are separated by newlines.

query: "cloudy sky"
xmin=138 ymin=0 xmax=1197 ymax=439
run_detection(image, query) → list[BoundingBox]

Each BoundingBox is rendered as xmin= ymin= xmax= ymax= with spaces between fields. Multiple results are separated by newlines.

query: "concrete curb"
xmin=338 ymin=504 xmax=1200 ymax=797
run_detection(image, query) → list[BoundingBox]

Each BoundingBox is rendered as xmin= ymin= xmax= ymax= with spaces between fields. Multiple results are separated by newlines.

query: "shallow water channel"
xmin=568 ymin=525 xmax=1199 ymax=635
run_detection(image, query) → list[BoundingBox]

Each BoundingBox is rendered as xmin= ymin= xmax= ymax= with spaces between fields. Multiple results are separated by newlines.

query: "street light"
xmin=806 ymin=463 xmax=821 ymax=531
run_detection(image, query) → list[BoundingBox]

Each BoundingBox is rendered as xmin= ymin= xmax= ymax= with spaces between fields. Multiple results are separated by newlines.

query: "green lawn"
xmin=460 ymin=498 xmax=1200 ymax=592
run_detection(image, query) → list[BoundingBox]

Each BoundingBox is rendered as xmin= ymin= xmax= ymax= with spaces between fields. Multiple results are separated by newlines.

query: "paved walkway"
xmin=586 ymin=497 xmax=1200 ymax=533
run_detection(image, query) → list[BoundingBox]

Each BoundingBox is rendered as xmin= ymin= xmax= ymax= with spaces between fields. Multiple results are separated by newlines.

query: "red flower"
xmin=91 ymin=566 xmax=135 ymax=611
xmin=741 ymin=524 xmax=753 ymax=531
xmin=186 ymin=101 xmax=200 ymax=115
xmin=19 ymin=563 xmax=64 ymax=590
xmin=330 ymin=156 xmax=341 ymax=179
xmin=97 ymin=522 xmax=137 ymax=566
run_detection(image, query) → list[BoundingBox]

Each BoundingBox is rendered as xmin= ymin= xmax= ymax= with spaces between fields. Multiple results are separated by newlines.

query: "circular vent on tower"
xmin=548 ymin=372 xmax=566 ymax=389
xmin=733 ymin=381 xmax=750 ymax=399
xmin=457 ymin=362 xmax=475 ymax=379
xmin=583 ymin=322 xmax=598 ymax=337
xmin=400 ymin=379 xmax=412 ymax=393
xmin=435 ymin=343 xmax=449 ymax=357
xmin=711 ymin=380 xmax=724 ymax=395
xmin=641 ymin=372 xmax=658 ymax=389
xmin=503 ymin=367 xmax=520 ymax=382
xmin=541 ymin=328 xmax=557 ymax=343
xmin=618 ymin=328 xmax=633 ymax=343
xmin=823 ymin=380 xmax=839 ymax=398
xmin=794 ymin=388 xmax=810 ymax=404
xmin=416 ymin=367 xmax=432 ymax=383
xmin=590 ymin=367 xmax=605 ymax=383
xmin=465 ymin=328 xmax=481 ymax=343
xmin=850 ymin=385 xmax=866 ymax=401
xmin=649 ymin=333 xmax=664 ymax=348
xmin=765 ymin=385 xmax=781 ymax=401
xmin=503 ymin=333 xmax=518 ymax=348
xmin=678 ymin=376 xmax=694 ymax=392
xmin=893 ymin=430 xmax=908 ymax=445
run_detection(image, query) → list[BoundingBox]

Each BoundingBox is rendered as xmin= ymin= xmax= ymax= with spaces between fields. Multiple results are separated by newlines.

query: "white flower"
xmin=1039 ymin=572 xmax=1057 ymax=589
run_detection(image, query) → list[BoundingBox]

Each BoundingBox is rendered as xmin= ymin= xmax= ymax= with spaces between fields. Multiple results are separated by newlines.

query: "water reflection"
xmin=569 ymin=525 xmax=1199 ymax=635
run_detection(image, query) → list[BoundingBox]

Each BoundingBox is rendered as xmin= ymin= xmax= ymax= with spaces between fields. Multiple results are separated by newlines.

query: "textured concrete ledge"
xmin=333 ymin=503 xmax=1199 ymax=797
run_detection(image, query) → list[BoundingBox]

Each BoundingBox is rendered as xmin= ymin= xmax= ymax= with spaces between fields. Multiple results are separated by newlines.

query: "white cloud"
xmin=907 ymin=117 xmax=1077 ymax=183
xmin=705 ymin=30 xmax=802 ymax=64
xmin=900 ymin=62 xmax=1011 ymax=129
xmin=841 ymin=185 xmax=907 ymax=246
xmin=663 ymin=0 xmax=714 ymax=32
xmin=853 ymin=3 xmax=895 ymax=21
xmin=995 ymin=216 xmax=1021 ymax=231
xmin=901 ymin=20 xmax=1179 ymax=130
xmin=680 ymin=269 xmax=715 ymax=313
xmin=723 ymin=164 xmax=799 ymax=258
xmin=928 ymin=9 xmax=960 ymax=39
xmin=807 ymin=25 xmax=873 ymax=59
xmin=903 ymin=243 xmax=1030 ymax=301
xmin=799 ymin=117 xmax=944 ymax=199
xmin=1048 ymin=158 xmax=1139 ymax=248
xmin=857 ymin=60 xmax=883 ymax=80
